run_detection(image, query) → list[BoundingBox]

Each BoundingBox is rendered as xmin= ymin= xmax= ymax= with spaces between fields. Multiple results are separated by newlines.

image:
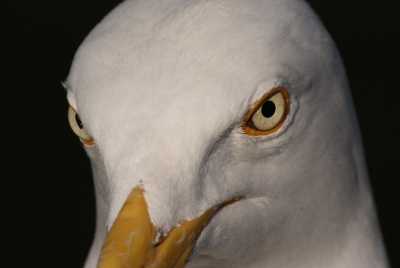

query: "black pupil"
xmin=75 ymin=114 xmax=84 ymax=129
xmin=261 ymin=101 xmax=276 ymax=118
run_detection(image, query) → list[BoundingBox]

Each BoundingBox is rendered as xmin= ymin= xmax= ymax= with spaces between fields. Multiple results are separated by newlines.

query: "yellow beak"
xmin=97 ymin=187 xmax=243 ymax=268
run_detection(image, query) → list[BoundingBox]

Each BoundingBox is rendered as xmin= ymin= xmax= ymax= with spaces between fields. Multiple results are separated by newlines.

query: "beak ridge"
xmin=97 ymin=188 xmax=155 ymax=267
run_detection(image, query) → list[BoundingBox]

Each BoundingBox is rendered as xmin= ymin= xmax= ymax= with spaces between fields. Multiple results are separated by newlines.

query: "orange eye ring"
xmin=242 ymin=87 xmax=290 ymax=136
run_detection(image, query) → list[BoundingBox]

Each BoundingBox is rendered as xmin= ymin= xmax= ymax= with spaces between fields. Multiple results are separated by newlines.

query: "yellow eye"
xmin=242 ymin=87 xmax=289 ymax=136
xmin=68 ymin=106 xmax=94 ymax=145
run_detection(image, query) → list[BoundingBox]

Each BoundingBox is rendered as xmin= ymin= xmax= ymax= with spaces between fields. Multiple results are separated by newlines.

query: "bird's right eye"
xmin=68 ymin=106 xmax=94 ymax=145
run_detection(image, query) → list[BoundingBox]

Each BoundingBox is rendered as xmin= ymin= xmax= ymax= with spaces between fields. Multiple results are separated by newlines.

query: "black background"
xmin=1 ymin=1 xmax=399 ymax=267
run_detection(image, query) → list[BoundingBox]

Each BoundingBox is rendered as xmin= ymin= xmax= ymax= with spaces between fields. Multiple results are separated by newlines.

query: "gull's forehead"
xmin=67 ymin=0 xmax=325 ymax=105
xmin=65 ymin=0 xmax=329 ymax=151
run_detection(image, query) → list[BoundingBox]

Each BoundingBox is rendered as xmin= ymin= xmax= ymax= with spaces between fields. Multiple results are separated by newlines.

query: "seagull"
xmin=64 ymin=0 xmax=389 ymax=267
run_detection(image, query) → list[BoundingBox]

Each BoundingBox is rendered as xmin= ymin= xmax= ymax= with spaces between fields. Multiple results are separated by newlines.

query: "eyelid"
xmin=69 ymin=105 xmax=78 ymax=114
xmin=242 ymin=87 xmax=290 ymax=136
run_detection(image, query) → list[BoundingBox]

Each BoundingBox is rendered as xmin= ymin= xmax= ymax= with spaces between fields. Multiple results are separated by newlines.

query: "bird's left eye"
xmin=68 ymin=106 xmax=94 ymax=145
xmin=242 ymin=87 xmax=290 ymax=136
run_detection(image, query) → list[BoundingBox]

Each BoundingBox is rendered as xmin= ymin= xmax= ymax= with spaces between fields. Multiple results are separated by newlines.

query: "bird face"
xmin=65 ymin=0 xmax=364 ymax=267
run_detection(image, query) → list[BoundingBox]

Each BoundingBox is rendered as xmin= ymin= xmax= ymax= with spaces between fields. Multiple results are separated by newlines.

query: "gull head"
xmin=65 ymin=0 xmax=387 ymax=267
